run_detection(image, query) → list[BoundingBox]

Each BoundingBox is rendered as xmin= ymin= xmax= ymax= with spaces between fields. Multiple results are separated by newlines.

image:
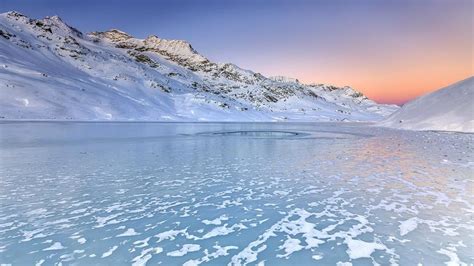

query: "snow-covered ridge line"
xmin=380 ymin=76 xmax=474 ymax=133
xmin=0 ymin=11 xmax=398 ymax=121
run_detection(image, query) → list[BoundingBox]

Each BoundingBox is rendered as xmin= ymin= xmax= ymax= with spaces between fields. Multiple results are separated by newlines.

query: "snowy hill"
xmin=380 ymin=77 xmax=474 ymax=132
xmin=0 ymin=11 xmax=398 ymax=121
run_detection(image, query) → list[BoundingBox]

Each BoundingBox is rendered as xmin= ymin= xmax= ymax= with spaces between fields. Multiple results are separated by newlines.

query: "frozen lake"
xmin=0 ymin=122 xmax=473 ymax=265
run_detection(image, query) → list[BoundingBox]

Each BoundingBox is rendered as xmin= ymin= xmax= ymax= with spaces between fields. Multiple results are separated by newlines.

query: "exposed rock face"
xmin=91 ymin=29 xmax=132 ymax=42
xmin=0 ymin=11 xmax=398 ymax=121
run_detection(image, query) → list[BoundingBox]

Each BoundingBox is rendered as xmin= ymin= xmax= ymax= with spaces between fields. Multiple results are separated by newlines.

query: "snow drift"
xmin=0 ymin=11 xmax=398 ymax=121
xmin=380 ymin=77 xmax=474 ymax=133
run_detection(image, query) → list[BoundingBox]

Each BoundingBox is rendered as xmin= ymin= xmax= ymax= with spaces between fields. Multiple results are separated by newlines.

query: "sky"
xmin=1 ymin=0 xmax=472 ymax=104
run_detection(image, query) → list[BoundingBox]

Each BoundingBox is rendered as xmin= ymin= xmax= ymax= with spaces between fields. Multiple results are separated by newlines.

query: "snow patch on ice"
xmin=132 ymin=247 xmax=163 ymax=266
xmin=183 ymin=244 xmax=238 ymax=266
xmin=202 ymin=214 xmax=229 ymax=225
xmin=167 ymin=244 xmax=201 ymax=257
xmin=344 ymin=238 xmax=387 ymax=259
xmin=101 ymin=245 xmax=118 ymax=258
xmin=117 ymin=228 xmax=139 ymax=237
xmin=437 ymin=247 xmax=467 ymax=266
xmin=277 ymin=237 xmax=304 ymax=258
xmin=199 ymin=223 xmax=247 ymax=240
xmin=43 ymin=242 xmax=65 ymax=251
xmin=399 ymin=217 xmax=418 ymax=236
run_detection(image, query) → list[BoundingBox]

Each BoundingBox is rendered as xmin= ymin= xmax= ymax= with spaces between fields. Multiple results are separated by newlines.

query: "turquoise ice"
xmin=0 ymin=122 xmax=472 ymax=265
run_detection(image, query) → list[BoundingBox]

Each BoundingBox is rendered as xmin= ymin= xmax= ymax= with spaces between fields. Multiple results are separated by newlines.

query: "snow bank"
xmin=380 ymin=77 xmax=474 ymax=133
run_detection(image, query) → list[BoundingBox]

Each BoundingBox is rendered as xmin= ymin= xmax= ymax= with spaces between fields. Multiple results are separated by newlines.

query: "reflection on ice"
xmin=0 ymin=122 xmax=472 ymax=265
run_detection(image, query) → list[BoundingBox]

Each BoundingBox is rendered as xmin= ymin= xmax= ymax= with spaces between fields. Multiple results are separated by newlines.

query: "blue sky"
xmin=1 ymin=0 xmax=472 ymax=104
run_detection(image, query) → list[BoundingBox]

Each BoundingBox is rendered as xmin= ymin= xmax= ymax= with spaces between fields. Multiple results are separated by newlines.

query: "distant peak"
xmin=4 ymin=11 xmax=26 ymax=17
xmin=46 ymin=15 xmax=62 ymax=21
xmin=143 ymin=35 xmax=205 ymax=62
xmin=90 ymin=29 xmax=133 ymax=42
xmin=2 ymin=11 xmax=83 ymax=37
xmin=3 ymin=11 xmax=29 ymax=22
xmin=144 ymin=35 xmax=195 ymax=51
xmin=41 ymin=15 xmax=67 ymax=27
xmin=107 ymin=29 xmax=132 ymax=37
xmin=269 ymin=76 xmax=300 ymax=84
xmin=145 ymin=34 xmax=160 ymax=40
xmin=40 ymin=14 xmax=83 ymax=37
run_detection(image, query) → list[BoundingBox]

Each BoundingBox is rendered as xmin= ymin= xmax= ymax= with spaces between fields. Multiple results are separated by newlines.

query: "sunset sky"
xmin=1 ymin=0 xmax=472 ymax=104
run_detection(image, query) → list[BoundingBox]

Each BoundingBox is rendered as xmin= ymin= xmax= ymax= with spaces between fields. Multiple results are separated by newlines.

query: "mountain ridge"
xmin=0 ymin=11 xmax=398 ymax=121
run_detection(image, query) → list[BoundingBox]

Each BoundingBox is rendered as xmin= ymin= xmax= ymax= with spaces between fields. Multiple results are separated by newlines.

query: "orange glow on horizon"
xmin=299 ymin=67 xmax=474 ymax=105
xmin=238 ymin=2 xmax=474 ymax=106
xmin=255 ymin=40 xmax=473 ymax=105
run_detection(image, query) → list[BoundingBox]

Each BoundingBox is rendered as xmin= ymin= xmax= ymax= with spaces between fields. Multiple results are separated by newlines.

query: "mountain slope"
xmin=0 ymin=11 xmax=398 ymax=121
xmin=380 ymin=77 xmax=474 ymax=132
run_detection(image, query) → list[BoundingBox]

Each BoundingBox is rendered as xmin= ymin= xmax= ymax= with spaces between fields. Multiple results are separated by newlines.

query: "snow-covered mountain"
xmin=380 ymin=77 xmax=474 ymax=133
xmin=0 ymin=11 xmax=398 ymax=121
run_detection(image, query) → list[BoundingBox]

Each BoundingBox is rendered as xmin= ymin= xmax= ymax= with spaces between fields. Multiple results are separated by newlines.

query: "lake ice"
xmin=0 ymin=122 xmax=472 ymax=265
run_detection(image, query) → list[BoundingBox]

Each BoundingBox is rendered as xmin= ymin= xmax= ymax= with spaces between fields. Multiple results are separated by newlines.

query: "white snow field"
xmin=0 ymin=11 xmax=398 ymax=121
xmin=380 ymin=77 xmax=474 ymax=133
xmin=0 ymin=122 xmax=473 ymax=265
